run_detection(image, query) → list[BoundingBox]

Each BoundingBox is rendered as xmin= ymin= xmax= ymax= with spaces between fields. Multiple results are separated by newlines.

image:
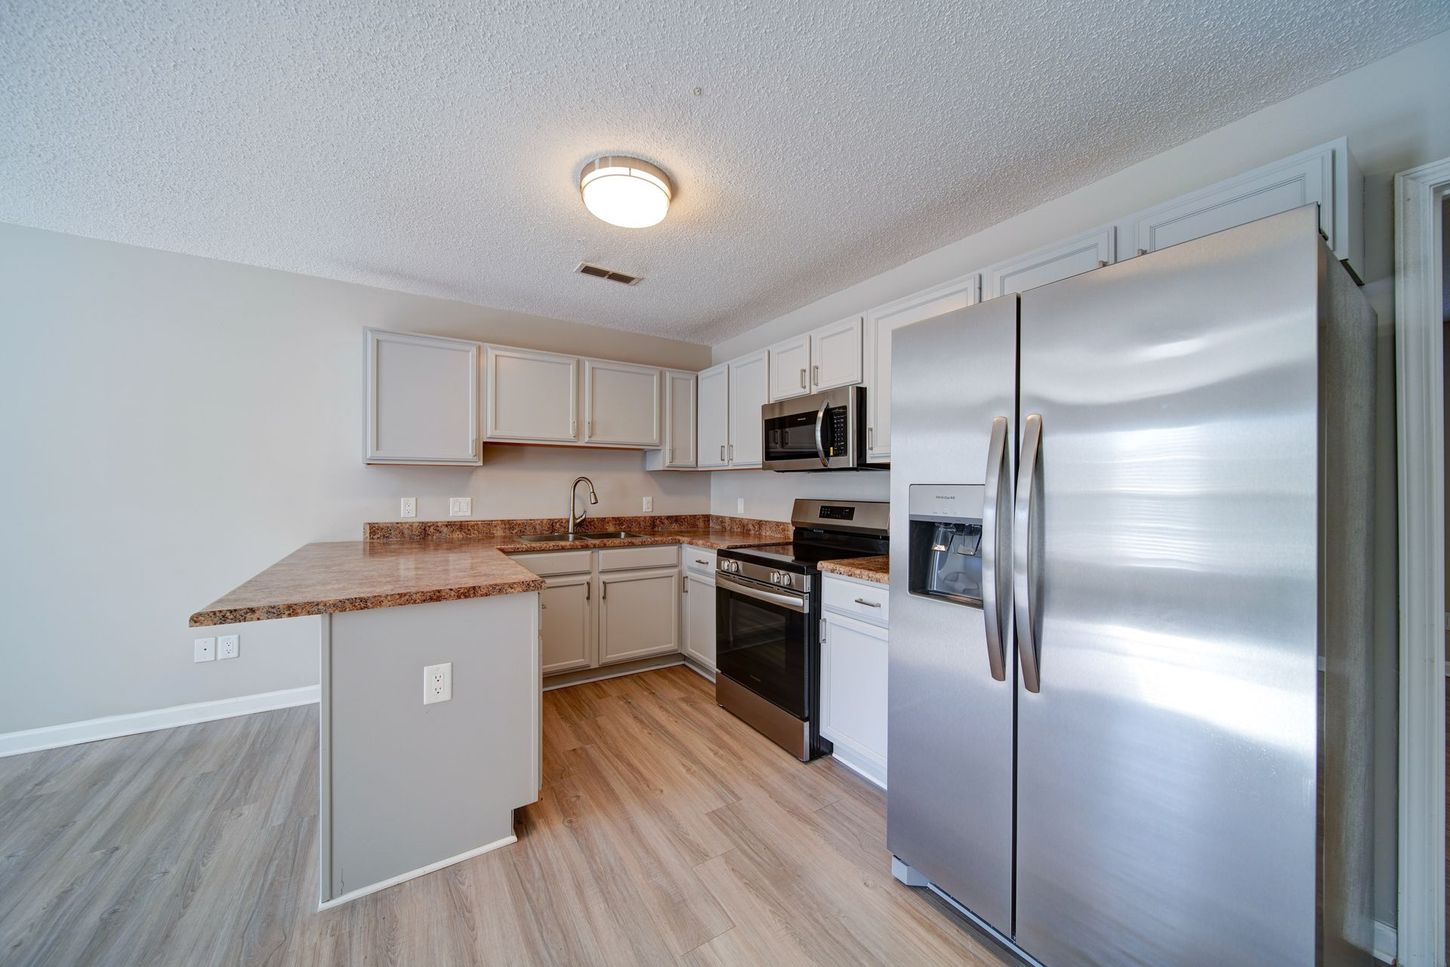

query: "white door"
xmin=365 ymin=329 xmax=481 ymax=466
xmin=599 ymin=569 xmax=680 ymax=664
xmin=583 ymin=359 xmax=660 ymax=447
xmin=539 ymin=575 xmax=592 ymax=675
xmin=682 ymin=571 xmax=716 ymax=671
xmin=727 ymin=350 xmax=768 ymax=467
xmin=810 ymin=316 xmax=863 ymax=391
xmin=697 ymin=364 xmax=729 ymax=468
xmin=863 ymin=273 xmax=980 ymax=463
xmin=484 ymin=346 xmax=578 ymax=442
xmin=661 ymin=370 xmax=697 ymax=468
xmin=768 ymin=334 xmax=812 ymax=401
xmin=984 ymin=226 xmax=1115 ymax=299
xmin=820 ymin=610 xmax=888 ymax=786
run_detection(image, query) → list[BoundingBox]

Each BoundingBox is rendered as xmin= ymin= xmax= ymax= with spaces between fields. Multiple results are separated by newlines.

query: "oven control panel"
xmin=716 ymin=557 xmax=809 ymax=592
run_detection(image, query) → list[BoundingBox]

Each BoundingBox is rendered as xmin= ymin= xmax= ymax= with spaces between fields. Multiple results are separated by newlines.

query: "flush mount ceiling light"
xmin=579 ymin=156 xmax=673 ymax=228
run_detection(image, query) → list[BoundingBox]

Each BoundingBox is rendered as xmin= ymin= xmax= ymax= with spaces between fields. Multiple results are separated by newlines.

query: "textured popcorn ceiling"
xmin=2 ymin=1 xmax=1447 ymax=344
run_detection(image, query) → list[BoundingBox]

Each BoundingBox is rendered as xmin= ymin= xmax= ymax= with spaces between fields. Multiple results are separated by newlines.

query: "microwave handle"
xmin=813 ymin=399 xmax=830 ymax=467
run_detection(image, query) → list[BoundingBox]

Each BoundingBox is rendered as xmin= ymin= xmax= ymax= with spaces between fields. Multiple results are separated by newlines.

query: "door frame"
xmin=1394 ymin=157 xmax=1450 ymax=967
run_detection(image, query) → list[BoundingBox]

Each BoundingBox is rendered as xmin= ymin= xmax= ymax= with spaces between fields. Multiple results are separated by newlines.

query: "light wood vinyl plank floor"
xmin=0 ymin=666 xmax=1012 ymax=966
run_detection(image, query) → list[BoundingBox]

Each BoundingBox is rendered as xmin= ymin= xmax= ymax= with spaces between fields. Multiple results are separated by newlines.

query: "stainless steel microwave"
xmin=761 ymin=386 xmax=879 ymax=471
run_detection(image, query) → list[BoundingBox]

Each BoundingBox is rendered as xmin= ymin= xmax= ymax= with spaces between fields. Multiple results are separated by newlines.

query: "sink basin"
xmin=513 ymin=531 xmax=647 ymax=543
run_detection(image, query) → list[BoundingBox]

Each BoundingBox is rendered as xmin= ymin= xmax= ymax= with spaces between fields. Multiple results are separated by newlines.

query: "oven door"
xmin=715 ymin=572 xmax=810 ymax=717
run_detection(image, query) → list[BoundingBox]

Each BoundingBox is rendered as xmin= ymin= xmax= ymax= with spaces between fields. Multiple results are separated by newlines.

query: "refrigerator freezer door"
xmin=1013 ymin=208 xmax=1322 ymax=966
xmin=888 ymin=295 xmax=1018 ymax=935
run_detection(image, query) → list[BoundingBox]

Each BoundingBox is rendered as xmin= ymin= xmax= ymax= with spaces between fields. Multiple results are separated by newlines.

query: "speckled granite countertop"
xmin=819 ymin=555 xmax=890 ymax=584
xmin=190 ymin=515 xmax=792 ymax=626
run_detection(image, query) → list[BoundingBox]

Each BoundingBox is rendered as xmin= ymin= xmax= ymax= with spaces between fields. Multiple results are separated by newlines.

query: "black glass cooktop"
xmin=721 ymin=541 xmax=881 ymax=571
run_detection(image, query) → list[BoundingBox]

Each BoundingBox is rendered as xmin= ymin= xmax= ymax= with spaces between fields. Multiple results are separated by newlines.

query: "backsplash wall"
xmin=709 ymin=467 xmax=890 ymax=521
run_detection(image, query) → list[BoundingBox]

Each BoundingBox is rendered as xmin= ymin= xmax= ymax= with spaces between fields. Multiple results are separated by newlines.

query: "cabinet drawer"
xmin=822 ymin=576 xmax=889 ymax=625
xmin=507 ymin=549 xmax=593 ymax=576
xmin=682 ymin=546 xmax=716 ymax=576
xmin=598 ymin=545 xmax=678 ymax=572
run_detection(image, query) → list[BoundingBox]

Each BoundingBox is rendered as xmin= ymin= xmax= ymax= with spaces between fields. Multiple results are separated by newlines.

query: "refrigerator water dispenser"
xmin=907 ymin=484 xmax=986 ymax=608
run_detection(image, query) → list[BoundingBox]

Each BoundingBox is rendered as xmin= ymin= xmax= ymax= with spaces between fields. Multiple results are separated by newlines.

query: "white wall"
xmin=707 ymin=28 xmax=1450 ymax=932
xmin=0 ymin=225 xmax=711 ymax=736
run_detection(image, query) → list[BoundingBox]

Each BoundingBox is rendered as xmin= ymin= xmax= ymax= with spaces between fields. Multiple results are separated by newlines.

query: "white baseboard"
xmin=318 ymin=833 xmax=518 ymax=910
xmin=0 ymin=685 xmax=321 ymax=759
xmin=1372 ymin=919 xmax=1396 ymax=964
xmin=827 ymin=739 xmax=887 ymax=790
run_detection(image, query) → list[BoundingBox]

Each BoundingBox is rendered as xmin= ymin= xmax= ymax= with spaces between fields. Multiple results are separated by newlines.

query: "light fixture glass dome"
xmin=579 ymin=156 xmax=673 ymax=228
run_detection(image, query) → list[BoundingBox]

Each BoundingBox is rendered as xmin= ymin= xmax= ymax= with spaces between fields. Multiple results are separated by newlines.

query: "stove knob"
xmin=768 ymin=571 xmax=779 ymax=585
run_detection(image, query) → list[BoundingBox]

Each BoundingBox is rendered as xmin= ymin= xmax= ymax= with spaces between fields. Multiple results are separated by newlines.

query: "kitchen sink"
xmin=513 ymin=531 xmax=648 ymax=543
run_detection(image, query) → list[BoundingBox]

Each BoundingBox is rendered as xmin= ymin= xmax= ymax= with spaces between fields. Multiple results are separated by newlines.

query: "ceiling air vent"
xmin=575 ymin=262 xmax=642 ymax=286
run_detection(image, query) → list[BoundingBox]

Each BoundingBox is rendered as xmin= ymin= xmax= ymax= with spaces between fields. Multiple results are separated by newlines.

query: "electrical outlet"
xmin=217 ymin=634 xmax=239 ymax=660
xmin=448 ymin=497 xmax=472 ymax=517
xmin=423 ymin=662 xmax=452 ymax=705
xmin=736 ymin=497 xmax=745 ymax=514
xmin=193 ymin=637 xmax=216 ymax=662
xmin=642 ymin=496 xmax=653 ymax=513
xmin=400 ymin=497 xmax=417 ymax=518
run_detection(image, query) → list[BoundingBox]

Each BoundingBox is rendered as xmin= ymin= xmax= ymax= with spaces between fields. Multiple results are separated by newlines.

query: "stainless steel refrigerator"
xmin=887 ymin=206 xmax=1376 ymax=966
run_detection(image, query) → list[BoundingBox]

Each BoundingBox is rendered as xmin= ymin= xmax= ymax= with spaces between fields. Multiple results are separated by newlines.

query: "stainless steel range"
xmin=715 ymin=499 xmax=888 ymax=760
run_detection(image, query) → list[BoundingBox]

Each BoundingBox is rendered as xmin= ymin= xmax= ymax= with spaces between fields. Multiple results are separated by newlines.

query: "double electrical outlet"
xmin=398 ymin=497 xmax=472 ymax=518
xmin=193 ymin=634 xmax=239 ymax=662
xmin=423 ymin=662 xmax=452 ymax=705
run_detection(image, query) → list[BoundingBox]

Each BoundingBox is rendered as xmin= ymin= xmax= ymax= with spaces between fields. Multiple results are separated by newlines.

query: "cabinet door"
xmin=1124 ymin=140 xmax=1354 ymax=266
xmin=583 ymin=359 xmax=660 ymax=447
xmin=820 ymin=610 xmax=888 ymax=787
xmin=539 ymin=575 xmax=592 ymax=675
xmin=810 ymin=316 xmax=863 ymax=391
xmin=863 ymin=273 xmax=979 ymax=463
xmin=599 ymin=569 xmax=680 ymax=664
xmin=682 ymin=571 xmax=716 ymax=672
xmin=365 ymin=329 xmax=481 ymax=466
xmin=649 ymin=370 xmax=696 ymax=469
xmin=768 ymin=334 xmax=811 ymax=401
xmin=696 ymin=364 xmax=730 ymax=468
xmin=984 ymin=227 xmax=1115 ymax=299
xmin=727 ymin=350 xmax=768 ymax=467
xmin=484 ymin=346 xmax=578 ymax=443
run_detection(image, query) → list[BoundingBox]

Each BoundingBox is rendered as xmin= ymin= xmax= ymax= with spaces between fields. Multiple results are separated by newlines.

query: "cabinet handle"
xmin=682 ymin=574 xmax=688 ymax=593
xmin=867 ymin=426 xmax=874 ymax=447
xmin=694 ymin=558 xmax=710 ymax=566
xmin=853 ymin=597 xmax=882 ymax=608
xmin=586 ymin=419 xmax=592 ymax=437
xmin=602 ymin=582 xmax=607 ymax=601
xmin=728 ymin=444 xmax=734 ymax=461
xmin=812 ymin=365 xmax=819 ymax=386
xmin=799 ymin=368 xmax=807 ymax=389
xmin=585 ymin=582 xmax=590 ymax=601
xmin=720 ymin=444 xmax=725 ymax=462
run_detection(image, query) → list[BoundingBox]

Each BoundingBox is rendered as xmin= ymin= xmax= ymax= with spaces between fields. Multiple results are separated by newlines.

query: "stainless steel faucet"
xmin=566 ymin=476 xmax=598 ymax=538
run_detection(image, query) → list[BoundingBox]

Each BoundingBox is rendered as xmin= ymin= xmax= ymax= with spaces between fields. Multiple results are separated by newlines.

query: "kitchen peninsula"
xmin=188 ymin=514 xmax=789 ymax=907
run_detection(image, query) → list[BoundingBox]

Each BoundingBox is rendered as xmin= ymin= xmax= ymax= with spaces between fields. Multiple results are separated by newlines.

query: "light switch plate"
xmin=193 ymin=637 xmax=216 ymax=662
xmin=217 ymin=634 xmax=239 ymax=660
xmin=448 ymin=497 xmax=472 ymax=517
xmin=642 ymin=496 xmax=653 ymax=512
xmin=400 ymin=497 xmax=417 ymax=518
xmin=423 ymin=662 xmax=452 ymax=704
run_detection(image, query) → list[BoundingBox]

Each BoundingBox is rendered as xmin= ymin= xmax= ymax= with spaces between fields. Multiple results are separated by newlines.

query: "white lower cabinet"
xmin=600 ymin=569 xmax=680 ymax=664
xmin=539 ymin=575 xmax=592 ymax=675
xmin=682 ymin=570 xmax=716 ymax=673
xmin=511 ymin=547 xmax=681 ymax=680
xmin=820 ymin=575 xmax=889 ymax=788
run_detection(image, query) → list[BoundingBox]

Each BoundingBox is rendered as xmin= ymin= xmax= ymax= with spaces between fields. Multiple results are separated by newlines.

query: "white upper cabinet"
xmin=1122 ymin=138 xmax=1361 ymax=272
xmin=484 ymin=345 xmax=578 ymax=443
xmin=646 ymin=370 xmax=697 ymax=470
xmin=768 ymin=334 xmax=812 ymax=401
xmin=810 ymin=316 xmax=863 ymax=391
xmin=696 ymin=364 xmax=730 ymax=468
xmin=583 ymin=359 xmax=660 ymax=447
xmin=727 ymin=349 xmax=768 ymax=468
xmin=863 ymin=272 xmax=980 ymax=464
xmin=985 ymin=226 xmax=1116 ymax=299
xmin=364 ymin=329 xmax=481 ymax=466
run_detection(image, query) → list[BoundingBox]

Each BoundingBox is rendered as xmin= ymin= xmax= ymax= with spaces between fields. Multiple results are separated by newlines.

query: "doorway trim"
xmin=1394 ymin=157 xmax=1450 ymax=967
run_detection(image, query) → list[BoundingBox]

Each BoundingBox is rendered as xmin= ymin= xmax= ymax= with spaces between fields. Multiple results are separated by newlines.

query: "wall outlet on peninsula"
xmin=423 ymin=662 xmax=453 ymax=705
xmin=193 ymin=637 xmax=216 ymax=662
xmin=400 ymin=497 xmax=417 ymax=518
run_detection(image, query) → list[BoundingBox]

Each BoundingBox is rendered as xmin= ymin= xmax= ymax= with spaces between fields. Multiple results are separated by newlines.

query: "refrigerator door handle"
xmin=981 ymin=415 xmax=1011 ymax=681
xmin=1014 ymin=412 xmax=1044 ymax=693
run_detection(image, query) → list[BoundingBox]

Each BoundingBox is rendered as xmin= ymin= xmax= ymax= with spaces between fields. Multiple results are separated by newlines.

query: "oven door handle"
xmin=717 ymin=572 xmax=808 ymax=613
xmin=813 ymin=399 xmax=830 ymax=467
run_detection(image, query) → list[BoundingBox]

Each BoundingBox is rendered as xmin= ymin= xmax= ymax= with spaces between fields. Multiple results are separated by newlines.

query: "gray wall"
xmin=0 ymin=227 xmax=711 ymax=736
xmin=708 ymin=27 xmax=1450 ymax=931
